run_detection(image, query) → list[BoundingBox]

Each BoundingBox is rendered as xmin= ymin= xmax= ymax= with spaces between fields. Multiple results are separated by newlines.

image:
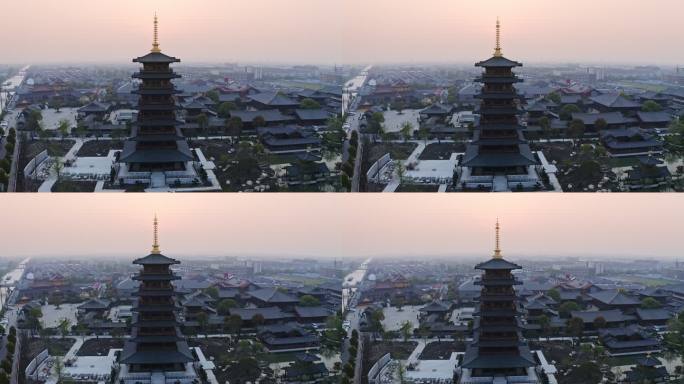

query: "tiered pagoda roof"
xmin=119 ymin=15 xmax=193 ymax=170
xmin=120 ymin=216 xmax=194 ymax=372
xmin=462 ymin=220 xmax=536 ymax=376
xmin=462 ymin=20 xmax=538 ymax=173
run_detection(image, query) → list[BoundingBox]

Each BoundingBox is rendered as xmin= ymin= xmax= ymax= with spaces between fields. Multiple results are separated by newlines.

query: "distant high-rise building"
xmin=116 ymin=15 xmax=195 ymax=188
xmin=459 ymin=220 xmax=540 ymax=383
xmin=117 ymin=215 xmax=198 ymax=383
xmin=458 ymin=20 xmax=541 ymax=192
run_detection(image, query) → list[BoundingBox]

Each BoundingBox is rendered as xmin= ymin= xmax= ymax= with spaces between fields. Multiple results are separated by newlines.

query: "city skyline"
xmin=0 ymin=194 xmax=680 ymax=259
xmin=2 ymin=0 xmax=683 ymax=65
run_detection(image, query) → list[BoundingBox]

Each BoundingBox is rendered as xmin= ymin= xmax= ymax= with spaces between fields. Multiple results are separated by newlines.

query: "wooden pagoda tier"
xmin=461 ymin=54 xmax=537 ymax=175
xmin=461 ymin=255 xmax=536 ymax=377
xmin=119 ymin=50 xmax=193 ymax=172
xmin=120 ymin=252 xmax=194 ymax=372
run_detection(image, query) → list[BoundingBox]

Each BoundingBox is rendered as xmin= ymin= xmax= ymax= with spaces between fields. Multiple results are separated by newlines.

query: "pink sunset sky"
xmin=2 ymin=0 xmax=682 ymax=65
xmin=0 ymin=194 xmax=679 ymax=260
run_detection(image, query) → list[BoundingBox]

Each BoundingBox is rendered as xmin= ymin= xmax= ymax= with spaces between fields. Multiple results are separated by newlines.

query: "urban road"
xmin=344 ymin=66 xmax=371 ymax=192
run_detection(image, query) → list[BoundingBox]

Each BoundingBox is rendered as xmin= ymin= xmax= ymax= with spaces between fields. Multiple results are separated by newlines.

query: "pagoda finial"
xmin=151 ymin=214 xmax=161 ymax=254
xmin=493 ymin=218 xmax=503 ymax=259
xmin=493 ymin=18 xmax=503 ymax=57
xmin=151 ymin=13 xmax=161 ymax=53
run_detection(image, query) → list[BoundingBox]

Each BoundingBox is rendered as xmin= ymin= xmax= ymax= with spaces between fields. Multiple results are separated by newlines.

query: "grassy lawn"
xmin=395 ymin=184 xmax=440 ymax=192
xmin=418 ymin=142 xmax=465 ymax=160
xmin=367 ymin=142 xmax=418 ymax=165
xmin=609 ymin=157 xmax=640 ymax=168
xmin=76 ymin=140 xmax=123 ymax=157
xmin=51 ymin=180 xmax=97 ymax=192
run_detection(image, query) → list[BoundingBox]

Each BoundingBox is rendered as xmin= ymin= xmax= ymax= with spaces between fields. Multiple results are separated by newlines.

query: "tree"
xmin=594 ymin=118 xmax=608 ymax=131
xmin=538 ymin=314 xmax=551 ymax=341
xmin=197 ymin=113 xmax=209 ymax=138
xmin=57 ymin=119 xmax=70 ymax=139
xmin=567 ymin=317 xmax=584 ymax=340
xmin=396 ymin=162 xmax=406 ymax=184
xmin=546 ymin=92 xmax=561 ymax=104
xmin=203 ymin=286 xmax=219 ymax=300
xmin=217 ymin=102 xmax=237 ymax=118
xmin=300 ymin=98 xmax=321 ymax=109
xmin=418 ymin=127 xmax=429 ymax=144
xmin=252 ymin=116 xmax=266 ymax=128
xmin=226 ymin=357 xmax=261 ymax=384
xmin=567 ymin=119 xmax=586 ymax=143
xmin=299 ymin=295 xmax=320 ymax=307
xmin=197 ymin=312 xmax=210 ymax=337
xmin=0 ymin=169 xmax=8 ymax=188
xmin=559 ymin=301 xmax=580 ymax=318
xmin=399 ymin=320 xmax=413 ymax=342
xmin=593 ymin=316 xmax=607 ymax=330
xmin=205 ymin=90 xmax=220 ymax=104
xmin=642 ymin=100 xmax=663 ymax=112
xmin=641 ymin=297 xmax=662 ymax=309
xmin=539 ymin=116 xmax=551 ymax=142
xmin=0 ymin=159 xmax=10 ymax=174
xmin=217 ymin=299 xmax=238 ymax=315
xmin=54 ymin=356 xmax=65 ymax=383
xmin=224 ymin=314 xmax=242 ymax=338
xmin=399 ymin=122 xmax=413 ymax=142
xmin=559 ymin=104 xmax=580 ymax=121
xmin=370 ymin=309 xmax=385 ymax=332
xmin=251 ymin=313 xmax=265 ymax=326
xmin=227 ymin=117 xmax=243 ymax=142
xmin=0 ymin=371 xmax=8 ymax=384
xmin=58 ymin=317 xmax=71 ymax=338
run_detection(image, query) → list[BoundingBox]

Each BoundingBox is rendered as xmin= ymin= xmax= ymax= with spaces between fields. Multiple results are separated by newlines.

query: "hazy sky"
xmin=0 ymin=194 xmax=680 ymax=260
xmin=2 ymin=0 xmax=683 ymax=65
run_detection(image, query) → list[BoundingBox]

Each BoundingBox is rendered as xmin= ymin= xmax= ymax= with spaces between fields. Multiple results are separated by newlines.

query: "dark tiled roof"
xmin=475 ymin=56 xmax=523 ymax=68
xmin=248 ymin=91 xmax=299 ymax=107
xmin=229 ymin=306 xmax=292 ymax=321
xmin=248 ymin=288 xmax=299 ymax=303
xmin=571 ymin=309 xmax=635 ymax=323
xmin=230 ymin=109 xmax=294 ymax=123
xmin=591 ymin=94 xmax=640 ymax=109
xmin=293 ymin=306 xmax=332 ymax=318
xmin=636 ymin=308 xmax=671 ymax=321
xmin=589 ymin=290 xmax=640 ymax=306
xmin=132 ymin=253 xmax=180 ymax=265
xmin=572 ymin=112 xmax=632 ymax=125
xmin=637 ymin=111 xmax=672 ymax=124
xmin=294 ymin=109 xmax=332 ymax=121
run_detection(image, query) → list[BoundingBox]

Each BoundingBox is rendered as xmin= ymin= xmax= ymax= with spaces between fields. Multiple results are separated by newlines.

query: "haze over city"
xmin=3 ymin=0 xmax=683 ymax=65
xmin=0 ymin=195 xmax=678 ymax=259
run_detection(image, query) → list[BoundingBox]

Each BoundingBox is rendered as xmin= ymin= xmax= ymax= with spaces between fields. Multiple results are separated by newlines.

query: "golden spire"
xmin=151 ymin=13 xmax=161 ymax=53
xmin=493 ymin=18 xmax=503 ymax=57
xmin=493 ymin=218 xmax=503 ymax=259
xmin=151 ymin=214 xmax=161 ymax=254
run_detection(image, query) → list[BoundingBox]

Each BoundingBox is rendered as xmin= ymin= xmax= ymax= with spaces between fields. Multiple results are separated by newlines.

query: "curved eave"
xmin=475 ymin=77 xmax=523 ymax=84
xmin=132 ymin=304 xmax=181 ymax=312
xmin=475 ymin=93 xmax=522 ymax=100
xmin=479 ymin=108 xmax=523 ymax=115
xmin=132 ymin=274 xmax=181 ymax=281
xmin=137 ymin=104 xmax=181 ymax=111
xmin=135 ymin=119 xmax=183 ymax=127
xmin=132 ymin=88 xmax=182 ymax=95
xmin=474 ymin=278 xmax=522 ymax=286
xmin=133 ymin=72 xmax=181 ymax=80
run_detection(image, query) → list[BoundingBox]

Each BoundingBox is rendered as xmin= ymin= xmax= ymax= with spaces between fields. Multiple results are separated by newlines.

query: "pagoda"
xmin=459 ymin=220 xmax=538 ymax=383
xmin=458 ymin=20 xmax=540 ymax=192
xmin=118 ymin=216 xmax=198 ymax=383
xmin=117 ymin=15 xmax=195 ymax=188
